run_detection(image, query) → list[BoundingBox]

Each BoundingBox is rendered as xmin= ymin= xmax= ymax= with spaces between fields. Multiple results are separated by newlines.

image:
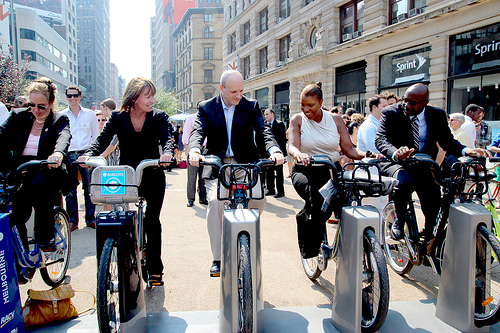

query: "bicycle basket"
xmin=90 ymin=166 xmax=139 ymax=204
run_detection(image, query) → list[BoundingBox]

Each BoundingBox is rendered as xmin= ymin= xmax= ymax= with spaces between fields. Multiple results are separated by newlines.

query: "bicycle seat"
xmin=342 ymin=167 xmax=398 ymax=196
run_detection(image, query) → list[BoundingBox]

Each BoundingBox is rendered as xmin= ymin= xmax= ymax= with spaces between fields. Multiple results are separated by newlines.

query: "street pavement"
xmin=18 ymin=163 xmax=500 ymax=331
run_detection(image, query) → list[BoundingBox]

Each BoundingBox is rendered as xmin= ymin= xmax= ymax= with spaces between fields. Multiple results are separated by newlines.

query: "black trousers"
xmin=139 ymin=167 xmax=166 ymax=275
xmin=266 ymin=165 xmax=285 ymax=194
xmin=12 ymin=166 xmax=62 ymax=247
xmin=381 ymin=162 xmax=441 ymax=238
xmin=292 ymin=164 xmax=335 ymax=258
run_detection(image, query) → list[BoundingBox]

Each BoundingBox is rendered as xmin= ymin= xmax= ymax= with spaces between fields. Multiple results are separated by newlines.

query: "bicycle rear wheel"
xmin=381 ymin=202 xmax=413 ymax=275
xmin=361 ymin=229 xmax=390 ymax=333
xmin=474 ymin=225 xmax=500 ymax=327
xmin=40 ymin=207 xmax=71 ymax=286
xmin=97 ymin=238 xmax=120 ymax=333
xmin=238 ymin=233 xmax=253 ymax=333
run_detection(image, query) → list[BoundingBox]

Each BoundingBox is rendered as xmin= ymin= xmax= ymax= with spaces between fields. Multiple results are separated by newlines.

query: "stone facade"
xmin=219 ymin=0 xmax=500 ymax=124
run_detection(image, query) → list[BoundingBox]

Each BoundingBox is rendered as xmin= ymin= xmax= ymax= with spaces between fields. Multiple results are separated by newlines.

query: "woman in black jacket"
xmin=81 ymin=77 xmax=174 ymax=284
xmin=0 ymin=77 xmax=77 ymax=249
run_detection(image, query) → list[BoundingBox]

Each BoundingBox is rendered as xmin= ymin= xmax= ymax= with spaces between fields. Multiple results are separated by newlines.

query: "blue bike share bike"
xmin=0 ymin=160 xmax=71 ymax=286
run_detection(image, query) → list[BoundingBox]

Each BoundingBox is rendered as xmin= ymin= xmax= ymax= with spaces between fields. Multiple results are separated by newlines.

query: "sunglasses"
xmin=403 ymin=98 xmax=427 ymax=106
xmin=28 ymin=102 xmax=48 ymax=110
xmin=98 ymin=119 xmax=107 ymax=122
xmin=66 ymin=93 xmax=80 ymax=98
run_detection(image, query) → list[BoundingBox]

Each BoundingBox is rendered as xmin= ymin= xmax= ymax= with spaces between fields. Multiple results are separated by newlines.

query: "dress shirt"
xmin=0 ymin=102 xmax=9 ymax=125
xmin=220 ymin=97 xmax=235 ymax=157
xmin=461 ymin=115 xmax=476 ymax=148
xmin=61 ymin=105 xmax=99 ymax=152
xmin=357 ymin=114 xmax=381 ymax=154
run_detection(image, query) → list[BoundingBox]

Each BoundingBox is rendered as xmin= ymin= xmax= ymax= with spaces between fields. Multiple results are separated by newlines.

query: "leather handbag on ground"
xmin=22 ymin=284 xmax=95 ymax=329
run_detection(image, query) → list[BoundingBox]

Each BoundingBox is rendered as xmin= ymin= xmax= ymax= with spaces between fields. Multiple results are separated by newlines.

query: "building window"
xmin=259 ymin=8 xmax=268 ymax=34
xmin=204 ymin=47 xmax=213 ymax=60
xmin=229 ymin=33 xmax=237 ymax=53
xmin=243 ymin=56 xmax=250 ymax=79
xmin=340 ymin=0 xmax=364 ymax=42
xmin=204 ymin=14 xmax=212 ymax=22
xmin=19 ymin=28 xmax=36 ymax=40
xmin=279 ymin=0 xmax=290 ymax=19
xmin=279 ymin=35 xmax=291 ymax=62
xmin=310 ymin=27 xmax=318 ymax=48
xmin=243 ymin=21 xmax=250 ymax=44
xmin=21 ymin=50 xmax=36 ymax=61
xmin=390 ymin=0 xmax=426 ymax=24
xmin=205 ymin=92 xmax=212 ymax=100
xmin=204 ymin=27 xmax=213 ymax=38
xmin=305 ymin=0 xmax=314 ymax=5
xmin=259 ymin=47 xmax=268 ymax=73
xmin=204 ymin=69 xmax=213 ymax=83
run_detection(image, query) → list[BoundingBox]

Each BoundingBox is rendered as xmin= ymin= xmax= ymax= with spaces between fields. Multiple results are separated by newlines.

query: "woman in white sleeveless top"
xmin=288 ymin=82 xmax=369 ymax=258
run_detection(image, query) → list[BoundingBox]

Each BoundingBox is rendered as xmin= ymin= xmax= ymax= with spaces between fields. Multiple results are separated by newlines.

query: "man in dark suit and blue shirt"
xmin=375 ymin=83 xmax=488 ymax=250
xmin=263 ymin=108 xmax=287 ymax=198
xmin=189 ymin=70 xmax=285 ymax=276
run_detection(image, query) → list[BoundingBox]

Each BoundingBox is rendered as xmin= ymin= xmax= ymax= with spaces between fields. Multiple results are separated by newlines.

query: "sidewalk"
xmin=30 ymin=299 xmax=500 ymax=332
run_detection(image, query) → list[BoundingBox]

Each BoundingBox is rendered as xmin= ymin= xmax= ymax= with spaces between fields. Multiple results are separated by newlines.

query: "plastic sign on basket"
xmin=101 ymin=170 xmax=126 ymax=195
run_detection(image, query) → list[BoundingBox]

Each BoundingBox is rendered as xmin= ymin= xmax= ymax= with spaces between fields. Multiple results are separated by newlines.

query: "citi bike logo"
xmin=396 ymin=54 xmax=427 ymax=73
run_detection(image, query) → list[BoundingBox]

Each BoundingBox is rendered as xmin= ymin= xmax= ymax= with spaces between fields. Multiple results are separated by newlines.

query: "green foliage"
xmin=153 ymin=89 xmax=179 ymax=116
xmin=0 ymin=47 xmax=31 ymax=106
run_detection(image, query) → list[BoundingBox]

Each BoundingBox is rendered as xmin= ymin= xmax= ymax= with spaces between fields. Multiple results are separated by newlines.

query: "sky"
xmin=109 ymin=0 xmax=155 ymax=84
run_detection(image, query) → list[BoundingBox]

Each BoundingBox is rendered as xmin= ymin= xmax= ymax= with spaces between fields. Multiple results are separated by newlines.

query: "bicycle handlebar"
xmin=201 ymin=155 xmax=275 ymax=189
xmin=16 ymin=160 xmax=57 ymax=174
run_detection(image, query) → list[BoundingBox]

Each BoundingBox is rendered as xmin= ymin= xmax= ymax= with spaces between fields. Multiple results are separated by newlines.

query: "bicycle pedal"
xmin=148 ymin=281 xmax=164 ymax=288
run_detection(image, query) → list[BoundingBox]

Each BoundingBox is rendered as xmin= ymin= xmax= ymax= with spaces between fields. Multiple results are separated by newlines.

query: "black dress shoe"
xmin=265 ymin=191 xmax=275 ymax=196
xmin=274 ymin=193 xmax=284 ymax=198
xmin=391 ymin=221 xmax=403 ymax=240
xmin=210 ymin=260 xmax=221 ymax=277
xmin=199 ymin=199 xmax=208 ymax=205
xmin=187 ymin=200 xmax=194 ymax=207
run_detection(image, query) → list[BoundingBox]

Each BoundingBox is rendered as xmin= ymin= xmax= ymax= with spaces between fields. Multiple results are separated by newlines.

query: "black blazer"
xmin=271 ymin=119 xmax=287 ymax=157
xmin=0 ymin=108 xmax=78 ymax=194
xmin=375 ymin=103 xmax=465 ymax=160
xmin=85 ymin=108 xmax=174 ymax=168
xmin=189 ymin=95 xmax=279 ymax=177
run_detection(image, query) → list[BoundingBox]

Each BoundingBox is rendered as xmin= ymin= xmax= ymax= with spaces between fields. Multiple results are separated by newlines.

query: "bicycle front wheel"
xmin=361 ymin=229 xmax=390 ymax=333
xmin=238 ymin=233 xmax=253 ymax=333
xmin=381 ymin=201 xmax=413 ymax=275
xmin=40 ymin=207 xmax=71 ymax=286
xmin=474 ymin=225 xmax=500 ymax=327
xmin=97 ymin=238 xmax=120 ymax=333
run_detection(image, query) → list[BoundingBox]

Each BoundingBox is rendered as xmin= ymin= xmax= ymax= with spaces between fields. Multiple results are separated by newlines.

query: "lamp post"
xmin=210 ymin=27 xmax=239 ymax=71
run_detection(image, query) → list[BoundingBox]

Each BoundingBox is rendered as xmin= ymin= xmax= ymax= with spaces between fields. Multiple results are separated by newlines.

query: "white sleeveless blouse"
xmin=300 ymin=110 xmax=341 ymax=163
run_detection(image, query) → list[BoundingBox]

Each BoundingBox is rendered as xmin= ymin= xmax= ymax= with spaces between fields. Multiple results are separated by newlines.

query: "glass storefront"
xmin=334 ymin=61 xmax=366 ymax=113
xmin=449 ymin=22 xmax=500 ymax=123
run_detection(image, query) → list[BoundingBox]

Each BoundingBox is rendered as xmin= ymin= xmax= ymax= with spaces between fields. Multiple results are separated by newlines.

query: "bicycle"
xmin=201 ymin=155 xmax=274 ymax=333
xmin=298 ymin=155 xmax=392 ymax=333
xmin=381 ymin=154 xmax=500 ymax=327
xmin=0 ymin=160 xmax=71 ymax=286
xmin=86 ymin=157 xmax=164 ymax=333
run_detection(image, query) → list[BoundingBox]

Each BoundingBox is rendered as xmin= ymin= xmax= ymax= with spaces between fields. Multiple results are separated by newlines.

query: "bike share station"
xmin=90 ymin=159 xmax=147 ymax=332
xmin=331 ymin=205 xmax=380 ymax=333
xmin=436 ymin=203 xmax=492 ymax=332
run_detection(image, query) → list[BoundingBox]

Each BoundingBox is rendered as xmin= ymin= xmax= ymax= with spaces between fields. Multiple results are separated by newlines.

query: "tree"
xmin=0 ymin=47 xmax=31 ymax=106
xmin=153 ymin=89 xmax=179 ymax=116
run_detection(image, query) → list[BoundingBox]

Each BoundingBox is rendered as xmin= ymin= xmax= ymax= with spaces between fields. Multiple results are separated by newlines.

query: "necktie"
xmin=412 ymin=116 xmax=419 ymax=151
